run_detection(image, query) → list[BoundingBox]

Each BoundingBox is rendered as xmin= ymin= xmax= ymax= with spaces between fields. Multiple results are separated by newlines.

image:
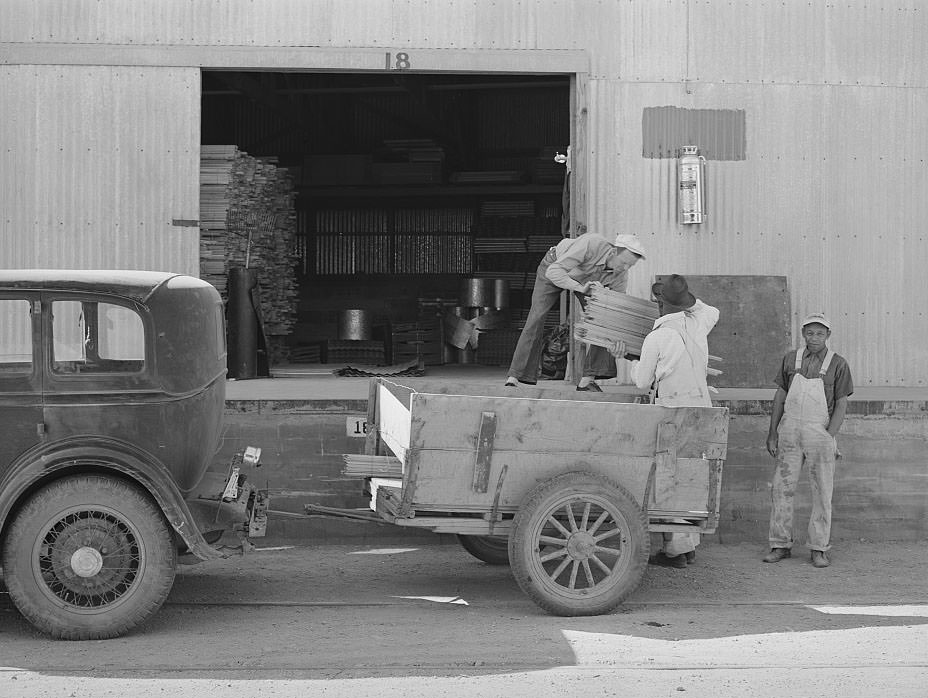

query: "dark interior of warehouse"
xmin=200 ymin=71 xmax=569 ymax=372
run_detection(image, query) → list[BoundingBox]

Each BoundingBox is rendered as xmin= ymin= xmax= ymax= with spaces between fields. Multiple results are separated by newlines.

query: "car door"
xmin=0 ymin=293 xmax=43 ymax=475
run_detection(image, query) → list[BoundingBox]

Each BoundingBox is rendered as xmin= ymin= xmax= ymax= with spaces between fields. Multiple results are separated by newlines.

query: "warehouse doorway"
xmin=200 ymin=71 xmax=571 ymax=377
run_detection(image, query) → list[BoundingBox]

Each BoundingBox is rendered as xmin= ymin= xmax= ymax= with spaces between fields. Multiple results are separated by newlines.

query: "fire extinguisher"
xmin=678 ymin=145 xmax=706 ymax=224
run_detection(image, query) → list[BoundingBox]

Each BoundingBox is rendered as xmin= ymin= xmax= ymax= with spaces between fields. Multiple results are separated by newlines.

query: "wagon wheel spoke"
xmin=593 ymin=544 xmax=621 ymax=558
xmin=565 ymin=503 xmax=579 ymax=533
xmin=587 ymin=510 xmax=610 ymax=536
xmin=568 ymin=560 xmax=579 ymax=589
xmin=589 ymin=553 xmax=613 ymax=575
xmin=594 ymin=527 xmax=621 ymax=543
xmin=539 ymin=535 xmax=568 ymax=547
xmin=579 ymin=502 xmax=592 ymax=531
xmin=581 ymin=559 xmax=595 ymax=587
xmin=550 ymin=556 xmax=572 ymax=581
xmin=546 ymin=514 xmax=572 ymax=538
xmin=540 ymin=547 xmax=569 ymax=563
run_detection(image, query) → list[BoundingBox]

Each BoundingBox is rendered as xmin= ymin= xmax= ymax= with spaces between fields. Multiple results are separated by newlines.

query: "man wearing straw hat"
xmin=624 ymin=274 xmax=719 ymax=568
xmin=505 ymin=233 xmax=646 ymax=389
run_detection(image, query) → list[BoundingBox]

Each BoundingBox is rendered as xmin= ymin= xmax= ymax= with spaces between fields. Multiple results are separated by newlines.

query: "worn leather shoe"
xmin=576 ymin=381 xmax=603 ymax=392
xmin=648 ymin=552 xmax=687 ymax=569
xmin=684 ymin=550 xmax=696 ymax=565
xmin=811 ymin=550 xmax=831 ymax=568
xmin=762 ymin=547 xmax=791 ymax=563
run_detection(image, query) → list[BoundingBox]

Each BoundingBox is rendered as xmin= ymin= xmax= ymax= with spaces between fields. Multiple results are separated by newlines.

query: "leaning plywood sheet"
xmin=654 ymin=275 xmax=790 ymax=387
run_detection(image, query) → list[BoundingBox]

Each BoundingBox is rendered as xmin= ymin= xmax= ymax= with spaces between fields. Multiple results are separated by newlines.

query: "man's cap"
xmin=802 ymin=312 xmax=831 ymax=330
xmin=612 ymin=234 xmax=646 ymax=259
xmin=658 ymin=274 xmax=696 ymax=310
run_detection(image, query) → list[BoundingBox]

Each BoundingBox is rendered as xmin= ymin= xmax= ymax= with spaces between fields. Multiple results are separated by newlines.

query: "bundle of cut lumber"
xmin=573 ymin=286 xmax=659 ymax=358
xmin=342 ymin=454 xmax=403 ymax=478
xmin=199 ymin=145 xmax=299 ymax=337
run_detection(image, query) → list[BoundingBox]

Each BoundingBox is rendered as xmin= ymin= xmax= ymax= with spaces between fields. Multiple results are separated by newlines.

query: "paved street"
xmin=2 ymin=540 xmax=927 ymax=697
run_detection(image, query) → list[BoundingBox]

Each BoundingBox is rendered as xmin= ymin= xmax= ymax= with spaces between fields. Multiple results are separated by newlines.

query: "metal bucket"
xmin=492 ymin=278 xmax=510 ymax=308
xmin=459 ymin=278 xmax=493 ymax=308
xmin=337 ymin=309 xmax=373 ymax=340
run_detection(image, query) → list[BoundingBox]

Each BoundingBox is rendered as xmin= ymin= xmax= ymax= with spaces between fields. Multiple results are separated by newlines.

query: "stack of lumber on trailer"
xmin=573 ymin=286 xmax=659 ymax=357
xmin=343 ymin=454 xmax=403 ymax=478
xmin=199 ymin=145 xmax=299 ymax=339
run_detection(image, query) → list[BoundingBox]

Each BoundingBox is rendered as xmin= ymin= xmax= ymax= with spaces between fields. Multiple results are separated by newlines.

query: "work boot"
xmin=648 ymin=552 xmax=687 ymax=569
xmin=811 ymin=550 xmax=831 ymax=568
xmin=576 ymin=381 xmax=603 ymax=392
xmin=684 ymin=550 xmax=696 ymax=565
xmin=762 ymin=547 xmax=791 ymax=563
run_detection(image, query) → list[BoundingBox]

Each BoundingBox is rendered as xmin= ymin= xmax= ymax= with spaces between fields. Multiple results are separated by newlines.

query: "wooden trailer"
xmin=354 ymin=377 xmax=729 ymax=617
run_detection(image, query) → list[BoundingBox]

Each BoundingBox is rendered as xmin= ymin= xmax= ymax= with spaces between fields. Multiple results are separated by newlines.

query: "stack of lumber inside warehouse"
xmin=199 ymin=145 xmax=299 ymax=339
xmin=573 ymin=286 xmax=659 ymax=358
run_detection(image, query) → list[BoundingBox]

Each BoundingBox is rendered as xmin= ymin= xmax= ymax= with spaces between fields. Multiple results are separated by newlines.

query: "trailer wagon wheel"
xmin=508 ymin=471 xmax=648 ymax=616
xmin=457 ymin=534 xmax=510 ymax=565
xmin=1 ymin=474 xmax=176 ymax=640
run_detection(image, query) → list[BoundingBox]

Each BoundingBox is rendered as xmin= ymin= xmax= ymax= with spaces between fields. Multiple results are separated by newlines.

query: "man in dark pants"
xmin=505 ymin=233 xmax=646 ymax=389
xmin=764 ymin=313 xmax=853 ymax=568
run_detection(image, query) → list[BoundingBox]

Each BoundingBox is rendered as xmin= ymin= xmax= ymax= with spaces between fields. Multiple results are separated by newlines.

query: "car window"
xmin=0 ymin=299 xmax=33 ymax=375
xmin=52 ymin=300 xmax=145 ymax=374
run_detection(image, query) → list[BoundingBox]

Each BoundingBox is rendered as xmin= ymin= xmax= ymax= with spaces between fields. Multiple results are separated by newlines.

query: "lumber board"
xmin=377 ymin=384 xmax=411 ymax=465
xmin=369 ymin=478 xmax=403 ymax=515
xmin=199 ymin=146 xmax=298 ymax=337
xmin=402 ymin=451 xmax=711 ymax=514
xmin=573 ymin=286 xmax=659 ymax=357
xmin=392 ymin=518 xmax=514 ymax=535
xmin=342 ymin=454 xmax=403 ymax=477
xmin=407 ymin=393 xmax=728 ymax=460
xmin=376 ymin=377 xmax=640 ymax=404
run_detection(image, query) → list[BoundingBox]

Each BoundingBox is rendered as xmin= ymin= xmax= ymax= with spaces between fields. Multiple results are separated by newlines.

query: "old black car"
xmin=0 ymin=270 xmax=265 ymax=639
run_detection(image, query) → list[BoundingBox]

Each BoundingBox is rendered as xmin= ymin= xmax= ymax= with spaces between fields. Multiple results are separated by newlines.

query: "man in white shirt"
xmin=627 ymin=275 xmax=720 ymax=568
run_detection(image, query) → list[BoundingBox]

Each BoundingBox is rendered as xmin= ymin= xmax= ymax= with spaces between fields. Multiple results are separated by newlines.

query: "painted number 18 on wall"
xmin=385 ymin=52 xmax=411 ymax=70
xmin=346 ymin=415 xmax=369 ymax=437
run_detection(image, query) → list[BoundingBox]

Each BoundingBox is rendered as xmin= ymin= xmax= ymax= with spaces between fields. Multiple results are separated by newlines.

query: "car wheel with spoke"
xmin=2 ymin=474 xmax=176 ymax=640
xmin=508 ymin=471 xmax=648 ymax=616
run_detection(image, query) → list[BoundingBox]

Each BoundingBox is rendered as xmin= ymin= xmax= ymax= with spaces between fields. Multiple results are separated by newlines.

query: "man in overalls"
xmin=764 ymin=313 xmax=854 ymax=568
xmin=625 ymin=275 xmax=720 ymax=568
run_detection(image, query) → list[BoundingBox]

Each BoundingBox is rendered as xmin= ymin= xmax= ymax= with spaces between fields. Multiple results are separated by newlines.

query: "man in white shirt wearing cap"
xmin=763 ymin=313 xmax=854 ymax=568
xmin=505 ymin=232 xmax=646 ymax=390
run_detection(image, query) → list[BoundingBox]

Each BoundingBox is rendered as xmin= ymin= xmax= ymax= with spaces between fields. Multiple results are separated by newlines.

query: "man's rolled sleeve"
xmin=832 ymin=359 xmax=854 ymax=401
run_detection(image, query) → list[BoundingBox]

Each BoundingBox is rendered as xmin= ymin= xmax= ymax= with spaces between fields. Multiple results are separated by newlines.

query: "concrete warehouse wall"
xmin=218 ymin=398 xmax=928 ymax=545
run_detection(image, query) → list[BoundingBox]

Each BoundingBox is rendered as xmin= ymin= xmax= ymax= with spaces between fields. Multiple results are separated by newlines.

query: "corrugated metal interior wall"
xmin=1 ymin=0 xmax=926 ymax=385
